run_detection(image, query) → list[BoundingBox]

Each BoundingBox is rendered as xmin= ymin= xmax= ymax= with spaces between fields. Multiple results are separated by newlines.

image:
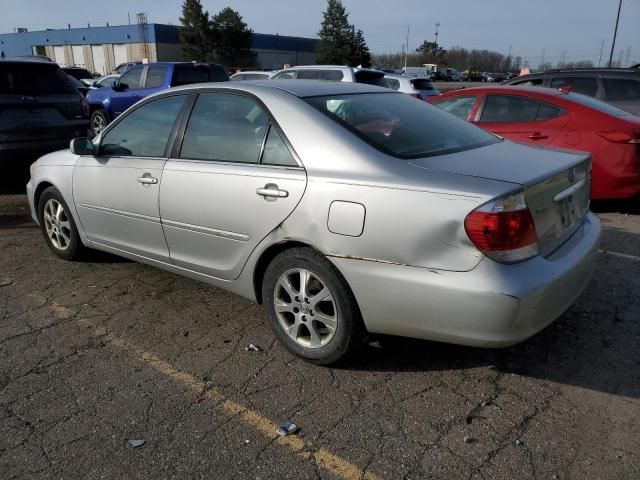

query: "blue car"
xmin=87 ymin=62 xmax=228 ymax=135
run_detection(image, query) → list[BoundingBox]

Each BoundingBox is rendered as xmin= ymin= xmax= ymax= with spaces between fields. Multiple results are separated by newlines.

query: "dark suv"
xmin=0 ymin=60 xmax=89 ymax=161
xmin=503 ymin=68 xmax=640 ymax=115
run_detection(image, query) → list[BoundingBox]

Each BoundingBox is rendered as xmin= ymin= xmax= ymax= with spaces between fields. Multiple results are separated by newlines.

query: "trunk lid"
xmin=408 ymin=140 xmax=591 ymax=256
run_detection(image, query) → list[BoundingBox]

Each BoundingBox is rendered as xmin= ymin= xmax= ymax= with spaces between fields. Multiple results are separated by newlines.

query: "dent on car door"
xmin=476 ymin=94 xmax=570 ymax=144
xmin=160 ymin=92 xmax=307 ymax=281
xmin=73 ymin=94 xmax=187 ymax=261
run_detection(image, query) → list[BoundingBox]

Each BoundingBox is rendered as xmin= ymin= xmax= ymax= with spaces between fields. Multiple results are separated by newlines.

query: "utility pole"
xmin=541 ymin=49 xmax=546 ymax=68
xmin=435 ymin=22 xmax=440 ymax=45
xmin=598 ymin=39 xmax=605 ymax=67
xmin=561 ymin=50 xmax=566 ymax=67
xmin=507 ymin=45 xmax=512 ymax=58
xmin=608 ymin=0 xmax=623 ymax=67
xmin=403 ymin=25 xmax=409 ymax=71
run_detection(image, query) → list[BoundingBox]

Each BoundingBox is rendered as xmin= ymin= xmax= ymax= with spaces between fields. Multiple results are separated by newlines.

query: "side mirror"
xmin=70 ymin=137 xmax=95 ymax=156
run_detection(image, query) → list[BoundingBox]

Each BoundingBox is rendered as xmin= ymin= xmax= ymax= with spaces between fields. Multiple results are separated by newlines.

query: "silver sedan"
xmin=26 ymin=80 xmax=601 ymax=364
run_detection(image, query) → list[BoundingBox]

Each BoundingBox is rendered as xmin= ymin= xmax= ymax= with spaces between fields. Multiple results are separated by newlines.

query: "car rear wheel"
xmin=262 ymin=248 xmax=364 ymax=365
xmin=90 ymin=109 xmax=108 ymax=136
xmin=38 ymin=187 xmax=83 ymax=260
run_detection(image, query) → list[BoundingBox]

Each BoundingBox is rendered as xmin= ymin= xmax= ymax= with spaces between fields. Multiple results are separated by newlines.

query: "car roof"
xmin=284 ymin=65 xmax=349 ymax=70
xmin=169 ymin=79 xmax=389 ymax=98
xmin=0 ymin=58 xmax=60 ymax=67
xmin=232 ymin=71 xmax=273 ymax=75
xmin=439 ymin=85 xmax=565 ymax=97
xmin=512 ymin=68 xmax=640 ymax=80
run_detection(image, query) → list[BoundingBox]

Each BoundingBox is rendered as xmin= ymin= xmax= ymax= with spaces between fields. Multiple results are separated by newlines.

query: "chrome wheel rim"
xmin=43 ymin=199 xmax=71 ymax=251
xmin=92 ymin=114 xmax=106 ymax=134
xmin=273 ymin=268 xmax=337 ymax=349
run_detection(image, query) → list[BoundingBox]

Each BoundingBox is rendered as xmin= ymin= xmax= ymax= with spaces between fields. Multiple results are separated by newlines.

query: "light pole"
xmin=608 ymin=0 xmax=623 ymax=67
xmin=435 ymin=22 xmax=440 ymax=45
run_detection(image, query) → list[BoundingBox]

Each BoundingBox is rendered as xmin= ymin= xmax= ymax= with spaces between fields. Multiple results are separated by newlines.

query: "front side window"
xmin=549 ymin=76 xmax=598 ymax=96
xmin=602 ymin=78 xmax=640 ymax=101
xmin=145 ymin=66 xmax=168 ymax=88
xmin=320 ymin=70 xmax=344 ymax=81
xmin=306 ymin=92 xmax=499 ymax=159
xmin=297 ymin=70 xmax=321 ymax=80
xmin=433 ymin=96 xmax=477 ymax=120
xmin=180 ymin=93 xmax=269 ymax=163
xmin=100 ymin=95 xmax=186 ymax=157
xmin=118 ymin=67 xmax=143 ymax=89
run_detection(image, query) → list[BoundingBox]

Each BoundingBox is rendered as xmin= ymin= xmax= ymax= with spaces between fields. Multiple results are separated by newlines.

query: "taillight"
xmin=464 ymin=191 xmax=539 ymax=264
xmin=597 ymin=129 xmax=640 ymax=144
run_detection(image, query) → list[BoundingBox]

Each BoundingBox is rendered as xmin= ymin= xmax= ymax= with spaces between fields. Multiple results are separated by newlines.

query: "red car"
xmin=428 ymin=86 xmax=640 ymax=200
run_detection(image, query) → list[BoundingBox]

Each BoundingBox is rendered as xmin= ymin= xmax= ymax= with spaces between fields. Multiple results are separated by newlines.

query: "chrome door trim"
xmin=161 ymin=218 xmax=250 ymax=242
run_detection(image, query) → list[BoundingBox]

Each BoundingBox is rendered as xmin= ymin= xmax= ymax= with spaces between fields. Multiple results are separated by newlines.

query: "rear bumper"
xmin=330 ymin=212 xmax=601 ymax=347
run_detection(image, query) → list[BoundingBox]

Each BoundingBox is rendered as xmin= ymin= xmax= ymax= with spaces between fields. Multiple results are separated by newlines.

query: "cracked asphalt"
xmin=1 ymin=180 xmax=639 ymax=479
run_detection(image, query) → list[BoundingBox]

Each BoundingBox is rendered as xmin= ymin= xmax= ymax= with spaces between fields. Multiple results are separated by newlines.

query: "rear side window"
xmin=145 ymin=66 xmax=168 ymax=88
xmin=433 ymin=96 xmax=477 ymax=120
xmin=244 ymin=73 xmax=270 ymax=80
xmin=273 ymin=71 xmax=295 ymax=79
xmin=306 ymin=92 xmax=499 ymax=159
xmin=0 ymin=63 xmax=76 ymax=95
xmin=536 ymin=103 xmax=566 ymax=121
xmin=411 ymin=79 xmax=434 ymax=90
xmin=354 ymin=70 xmax=386 ymax=86
xmin=320 ymin=70 xmax=344 ymax=81
xmin=100 ymin=95 xmax=186 ymax=157
xmin=297 ymin=70 xmax=321 ymax=80
xmin=171 ymin=64 xmax=229 ymax=87
xmin=180 ymin=93 xmax=269 ymax=163
xmin=480 ymin=95 xmax=541 ymax=122
xmin=261 ymin=126 xmax=297 ymax=166
xmin=549 ymin=77 xmax=598 ymax=96
xmin=602 ymin=78 xmax=640 ymax=101
xmin=385 ymin=78 xmax=401 ymax=90
xmin=119 ymin=67 xmax=143 ymax=89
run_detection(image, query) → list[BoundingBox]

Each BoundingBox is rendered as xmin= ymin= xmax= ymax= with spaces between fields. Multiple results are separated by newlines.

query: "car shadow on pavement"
xmin=341 ymin=234 xmax=640 ymax=400
xmin=591 ymin=199 xmax=640 ymax=215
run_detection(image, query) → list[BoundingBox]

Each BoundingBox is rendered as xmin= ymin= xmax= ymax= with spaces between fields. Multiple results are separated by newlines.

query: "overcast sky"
xmin=2 ymin=0 xmax=639 ymax=66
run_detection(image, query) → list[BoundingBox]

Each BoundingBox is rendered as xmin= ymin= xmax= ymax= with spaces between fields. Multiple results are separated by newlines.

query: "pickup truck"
xmin=87 ymin=62 xmax=228 ymax=135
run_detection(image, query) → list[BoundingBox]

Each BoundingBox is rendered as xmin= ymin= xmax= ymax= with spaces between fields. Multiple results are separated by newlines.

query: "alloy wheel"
xmin=92 ymin=114 xmax=106 ymax=135
xmin=273 ymin=268 xmax=338 ymax=348
xmin=43 ymin=199 xmax=71 ymax=251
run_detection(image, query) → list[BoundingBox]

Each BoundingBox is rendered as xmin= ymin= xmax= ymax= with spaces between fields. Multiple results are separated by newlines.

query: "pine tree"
xmin=349 ymin=28 xmax=371 ymax=67
xmin=179 ymin=0 xmax=214 ymax=62
xmin=317 ymin=0 xmax=352 ymax=65
xmin=210 ymin=7 xmax=254 ymax=67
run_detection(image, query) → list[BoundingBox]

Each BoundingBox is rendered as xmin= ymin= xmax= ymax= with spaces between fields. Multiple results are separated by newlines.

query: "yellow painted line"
xmin=78 ymin=319 xmax=379 ymax=480
xmin=599 ymin=249 xmax=640 ymax=261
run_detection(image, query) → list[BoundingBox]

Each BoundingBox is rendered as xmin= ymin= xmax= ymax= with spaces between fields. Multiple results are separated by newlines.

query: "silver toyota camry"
xmin=27 ymin=80 xmax=601 ymax=364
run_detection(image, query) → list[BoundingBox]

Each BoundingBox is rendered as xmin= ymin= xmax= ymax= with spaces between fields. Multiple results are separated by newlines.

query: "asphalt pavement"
xmin=1 ymin=188 xmax=639 ymax=479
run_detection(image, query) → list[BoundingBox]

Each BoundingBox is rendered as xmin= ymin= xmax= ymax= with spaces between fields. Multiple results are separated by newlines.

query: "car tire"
xmin=90 ymin=109 xmax=109 ymax=136
xmin=262 ymin=247 xmax=365 ymax=365
xmin=38 ymin=186 xmax=83 ymax=261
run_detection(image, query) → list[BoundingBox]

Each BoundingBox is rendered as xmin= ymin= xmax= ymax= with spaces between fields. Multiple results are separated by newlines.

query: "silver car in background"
xmin=383 ymin=73 xmax=440 ymax=100
xmin=26 ymin=80 xmax=601 ymax=364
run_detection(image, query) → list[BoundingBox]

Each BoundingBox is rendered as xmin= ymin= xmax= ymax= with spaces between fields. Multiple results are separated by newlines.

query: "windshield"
xmin=305 ymin=92 xmax=499 ymax=159
xmin=567 ymin=91 xmax=632 ymax=117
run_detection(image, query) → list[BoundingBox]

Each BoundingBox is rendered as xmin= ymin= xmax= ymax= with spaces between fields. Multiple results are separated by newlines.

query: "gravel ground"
xmin=1 ymin=189 xmax=639 ymax=480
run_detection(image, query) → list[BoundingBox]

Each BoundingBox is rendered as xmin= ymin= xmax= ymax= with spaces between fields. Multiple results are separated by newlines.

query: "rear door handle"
xmin=137 ymin=175 xmax=158 ymax=185
xmin=527 ymin=132 xmax=549 ymax=140
xmin=256 ymin=184 xmax=288 ymax=198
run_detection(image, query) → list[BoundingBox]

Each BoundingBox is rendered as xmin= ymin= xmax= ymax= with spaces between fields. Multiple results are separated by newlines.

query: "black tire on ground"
xmin=262 ymin=247 xmax=365 ymax=365
xmin=90 ymin=109 xmax=109 ymax=137
xmin=37 ymin=186 xmax=84 ymax=261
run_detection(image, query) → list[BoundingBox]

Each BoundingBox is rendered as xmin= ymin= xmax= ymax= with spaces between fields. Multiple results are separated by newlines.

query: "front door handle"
xmin=137 ymin=174 xmax=158 ymax=185
xmin=527 ymin=132 xmax=549 ymax=140
xmin=256 ymin=183 xmax=288 ymax=199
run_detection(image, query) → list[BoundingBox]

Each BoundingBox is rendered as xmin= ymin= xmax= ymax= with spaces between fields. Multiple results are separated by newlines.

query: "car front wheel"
xmin=38 ymin=186 xmax=83 ymax=260
xmin=90 ymin=109 xmax=109 ymax=136
xmin=262 ymin=248 xmax=364 ymax=365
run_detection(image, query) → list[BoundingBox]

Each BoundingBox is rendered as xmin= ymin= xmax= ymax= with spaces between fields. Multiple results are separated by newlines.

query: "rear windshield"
xmin=171 ymin=64 xmax=229 ymax=86
xmin=567 ymin=92 xmax=632 ymax=117
xmin=354 ymin=70 xmax=386 ymax=87
xmin=0 ymin=63 xmax=77 ymax=95
xmin=305 ymin=92 xmax=499 ymax=159
xmin=64 ymin=68 xmax=93 ymax=80
xmin=410 ymin=79 xmax=434 ymax=90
